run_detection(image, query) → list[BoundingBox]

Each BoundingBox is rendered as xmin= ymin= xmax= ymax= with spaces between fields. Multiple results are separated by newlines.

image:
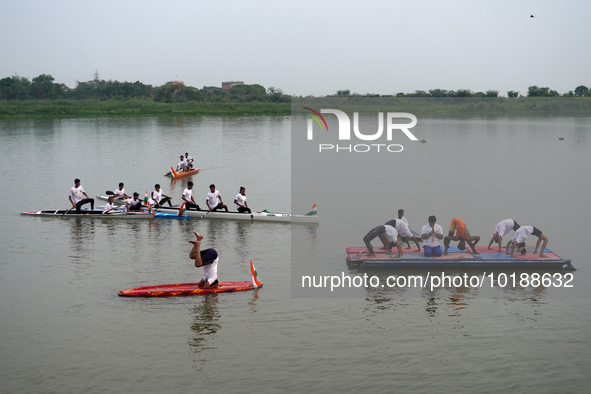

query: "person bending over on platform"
xmin=189 ymin=231 xmax=219 ymax=289
xmin=176 ymin=155 xmax=189 ymax=172
xmin=363 ymin=224 xmax=402 ymax=259
xmin=487 ymin=219 xmax=520 ymax=253
xmin=206 ymin=184 xmax=229 ymax=212
xmin=421 ymin=215 xmax=444 ymax=257
xmin=182 ymin=181 xmax=200 ymax=210
xmin=69 ymin=178 xmax=94 ymax=213
xmin=385 ymin=218 xmax=421 ymax=252
xmin=444 ymin=217 xmax=480 ymax=255
xmin=126 ymin=192 xmax=143 ymax=212
xmin=396 ymin=209 xmax=413 ymax=248
xmin=184 ymin=152 xmax=194 ymax=169
xmin=149 ymin=184 xmax=172 ymax=208
xmin=113 ymin=182 xmax=129 ymax=200
xmin=508 ymin=226 xmax=549 ymax=258
xmin=234 ymin=186 xmax=251 ymax=214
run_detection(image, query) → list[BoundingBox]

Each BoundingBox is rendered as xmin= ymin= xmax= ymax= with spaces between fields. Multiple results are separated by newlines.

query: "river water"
xmin=0 ymin=114 xmax=589 ymax=392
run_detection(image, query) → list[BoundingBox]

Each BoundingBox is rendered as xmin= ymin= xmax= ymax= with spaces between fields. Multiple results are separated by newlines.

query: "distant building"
xmin=222 ymin=81 xmax=244 ymax=91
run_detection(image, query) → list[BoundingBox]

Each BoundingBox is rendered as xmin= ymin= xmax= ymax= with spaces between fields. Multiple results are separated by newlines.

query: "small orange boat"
xmin=168 ymin=166 xmax=199 ymax=179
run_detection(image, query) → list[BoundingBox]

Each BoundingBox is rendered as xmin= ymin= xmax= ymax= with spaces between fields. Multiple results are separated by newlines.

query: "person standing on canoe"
xmin=363 ymin=224 xmax=403 ymax=258
xmin=487 ymin=219 xmax=520 ymax=253
xmin=421 ymin=215 xmax=444 ymax=257
xmin=444 ymin=217 xmax=480 ymax=255
xmin=189 ymin=231 xmax=219 ymax=289
xmin=149 ymin=184 xmax=172 ymax=208
xmin=184 ymin=152 xmax=194 ymax=170
xmin=113 ymin=182 xmax=129 ymax=200
xmin=125 ymin=192 xmax=143 ymax=212
xmin=234 ymin=186 xmax=251 ymax=214
xmin=206 ymin=184 xmax=229 ymax=212
xmin=176 ymin=155 xmax=189 ymax=173
xmin=508 ymin=226 xmax=549 ymax=258
xmin=68 ymin=178 xmax=94 ymax=213
xmin=182 ymin=181 xmax=200 ymax=210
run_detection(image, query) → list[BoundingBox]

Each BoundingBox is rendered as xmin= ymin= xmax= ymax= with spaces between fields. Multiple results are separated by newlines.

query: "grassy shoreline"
xmin=0 ymin=99 xmax=292 ymax=117
xmin=1 ymin=97 xmax=589 ymax=118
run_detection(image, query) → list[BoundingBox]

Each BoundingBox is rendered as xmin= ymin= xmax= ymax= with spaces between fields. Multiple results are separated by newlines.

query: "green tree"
xmin=507 ymin=90 xmax=519 ymax=98
xmin=31 ymin=74 xmax=61 ymax=99
xmin=0 ymin=76 xmax=32 ymax=100
xmin=574 ymin=85 xmax=589 ymax=97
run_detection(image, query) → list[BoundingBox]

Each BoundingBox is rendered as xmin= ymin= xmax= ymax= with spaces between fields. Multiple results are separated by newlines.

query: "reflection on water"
xmin=189 ymin=294 xmax=222 ymax=352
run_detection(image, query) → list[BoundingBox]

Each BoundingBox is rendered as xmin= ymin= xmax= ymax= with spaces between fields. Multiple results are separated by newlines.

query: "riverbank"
xmin=1 ymin=97 xmax=590 ymax=118
xmin=0 ymin=99 xmax=291 ymax=117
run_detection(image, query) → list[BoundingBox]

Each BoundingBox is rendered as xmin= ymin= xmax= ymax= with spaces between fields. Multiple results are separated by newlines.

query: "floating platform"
xmin=346 ymin=246 xmax=574 ymax=271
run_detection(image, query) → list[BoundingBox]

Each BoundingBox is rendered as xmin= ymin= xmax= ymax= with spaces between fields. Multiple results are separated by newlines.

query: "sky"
xmin=1 ymin=0 xmax=590 ymax=97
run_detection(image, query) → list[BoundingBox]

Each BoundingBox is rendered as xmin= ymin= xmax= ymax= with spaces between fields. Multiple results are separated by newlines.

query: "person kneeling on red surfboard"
xmin=189 ymin=231 xmax=219 ymax=289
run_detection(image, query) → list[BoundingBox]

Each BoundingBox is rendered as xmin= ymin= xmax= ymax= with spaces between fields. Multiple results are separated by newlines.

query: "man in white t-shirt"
xmin=487 ymin=219 xmax=520 ymax=252
xmin=421 ymin=215 xmax=444 ymax=257
xmin=234 ymin=186 xmax=251 ymax=214
xmin=182 ymin=181 xmax=200 ymax=210
xmin=184 ymin=152 xmax=194 ymax=169
xmin=68 ymin=178 xmax=94 ymax=213
xmin=103 ymin=196 xmax=117 ymax=214
xmin=125 ymin=192 xmax=143 ymax=212
xmin=509 ymin=226 xmax=549 ymax=258
xmin=385 ymin=218 xmax=421 ymax=252
xmin=363 ymin=224 xmax=402 ymax=258
xmin=189 ymin=231 xmax=219 ymax=289
xmin=148 ymin=184 xmax=172 ymax=208
xmin=113 ymin=182 xmax=129 ymax=200
xmin=176 ymin=155 xmax=188 ymax=172
xmin=206 ymin=184 xmax=228 ymax=212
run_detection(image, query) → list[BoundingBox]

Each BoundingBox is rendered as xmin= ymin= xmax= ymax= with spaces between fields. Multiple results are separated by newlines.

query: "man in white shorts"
xmin=487 ymin=219 xmax=520 ymax=252
xmin=189 ymin=231 xmax=219 ymax=288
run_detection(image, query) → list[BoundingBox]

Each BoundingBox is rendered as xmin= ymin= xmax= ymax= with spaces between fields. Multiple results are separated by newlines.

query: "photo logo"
xmin=304 ymin=108 xmax=418 ymax=153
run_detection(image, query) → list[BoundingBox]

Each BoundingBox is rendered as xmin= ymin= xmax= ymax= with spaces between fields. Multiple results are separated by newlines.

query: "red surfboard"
xmin=119 ymin=260 xmax=263 ymax=297
xmin=118 ymin=281 xmax=259 ymax=297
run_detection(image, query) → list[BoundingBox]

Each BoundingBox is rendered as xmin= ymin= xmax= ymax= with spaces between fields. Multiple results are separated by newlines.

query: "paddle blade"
xmin=250 ymin=260 xmax=262 ymax=288
xmin=106 ymin=190 xmax=114 ymax=195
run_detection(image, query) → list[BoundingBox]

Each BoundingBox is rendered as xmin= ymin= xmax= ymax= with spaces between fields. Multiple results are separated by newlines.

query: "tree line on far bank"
xmin=1 ymin=73 xmax=589 ymax=102
xmin=336 ymin=85 xmax=591 ymax=98
xmin=0 ymin=74 xmax=290 ymax=103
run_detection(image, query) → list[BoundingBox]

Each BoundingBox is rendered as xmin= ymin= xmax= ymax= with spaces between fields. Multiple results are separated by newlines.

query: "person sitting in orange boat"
xmin=508 ymin=226 xmax=549 ymax=258
xmin=184 ymin=152 xmax=194 ymax=170
xmin=189 ymin=231 xmax=219 ymax=289
xmin=443 ymin=217 xmax=480 ymax=255
xmin=176 ymin=155 xmax=189 ymax=172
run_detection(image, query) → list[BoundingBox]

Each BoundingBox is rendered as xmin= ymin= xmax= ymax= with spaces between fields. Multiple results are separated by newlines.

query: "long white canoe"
xmin=21 ymin=209 xmax=187 ymax=220
xmin=96 ymin=195 xmax=319 ymax=223
xmin=155 ymin=207 xmax=319 ymax=223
